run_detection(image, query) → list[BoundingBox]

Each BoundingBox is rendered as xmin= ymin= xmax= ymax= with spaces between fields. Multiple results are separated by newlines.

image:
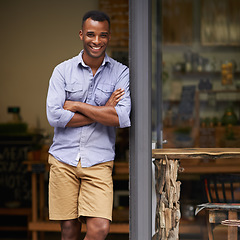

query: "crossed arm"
xmin=64 ymin=88 xmax=125 ymax=127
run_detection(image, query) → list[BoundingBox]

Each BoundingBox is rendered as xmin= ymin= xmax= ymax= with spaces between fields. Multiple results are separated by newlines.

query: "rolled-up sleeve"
xmin=114 ymin=67 xmax=131 ymax=128
xmin=115 ymin=104 xmax=131 ymax=128
xmin=46 ymin=65 xmax=74 ymax=128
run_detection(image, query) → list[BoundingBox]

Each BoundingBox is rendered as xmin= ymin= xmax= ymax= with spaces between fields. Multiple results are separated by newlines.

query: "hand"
xmin=63 ymin=100 xmax=78 ymax=112
xmin=105 ymin=88 xmax=125 ymax=107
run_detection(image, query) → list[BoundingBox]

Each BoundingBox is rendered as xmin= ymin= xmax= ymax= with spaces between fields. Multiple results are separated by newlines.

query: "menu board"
xmin=99 ymin=0 xmax=129 ymax=47
xmin=0 ymin=135 xmax=32 ymax=207
xmin=178 ymin=85 xmax=196 ymax=121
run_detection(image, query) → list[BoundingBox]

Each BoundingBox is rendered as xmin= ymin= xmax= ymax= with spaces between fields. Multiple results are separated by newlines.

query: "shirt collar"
xmin=78 ymin=50 xmax=111 ymax=68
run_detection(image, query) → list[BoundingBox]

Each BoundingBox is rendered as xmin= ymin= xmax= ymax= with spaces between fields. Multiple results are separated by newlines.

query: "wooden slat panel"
xmin=0 ymin=226 xmax=28 ymax=231
xmin=0 ymin=208 xmax=31 ymax=215
xmin=28 ymin=221 xmax=129 ymax=233
xmin=162 ymin=0 xmax=193 ymax=44
xmin=28 ymin=219 xmax=206 ymax=236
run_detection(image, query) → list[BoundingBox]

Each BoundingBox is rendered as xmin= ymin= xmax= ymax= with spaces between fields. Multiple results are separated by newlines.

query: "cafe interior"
xmin=0 ymin=0 xmax=240 ymax=239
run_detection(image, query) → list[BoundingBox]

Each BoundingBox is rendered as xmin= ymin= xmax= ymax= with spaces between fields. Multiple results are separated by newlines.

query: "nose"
xmin=93 ymin=36 xmax=101 ymax=45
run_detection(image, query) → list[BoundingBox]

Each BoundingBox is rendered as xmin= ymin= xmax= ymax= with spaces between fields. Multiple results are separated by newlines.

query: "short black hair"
xmin=82 ymin=10 xmax=110 ymax=29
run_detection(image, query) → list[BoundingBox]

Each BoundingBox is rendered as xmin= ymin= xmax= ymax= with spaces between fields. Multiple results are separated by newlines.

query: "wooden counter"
xmin=152 ymin=148 xmax=240 ymax=173
xmin=152 ymin=148 xmax=240 ymax=159
xmin=152 ymin=148 xmax=240 ymax=239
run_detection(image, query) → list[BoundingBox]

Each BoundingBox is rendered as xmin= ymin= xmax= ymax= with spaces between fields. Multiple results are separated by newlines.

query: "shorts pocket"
xmin=48 ymin=154 xmax=53 ymax=165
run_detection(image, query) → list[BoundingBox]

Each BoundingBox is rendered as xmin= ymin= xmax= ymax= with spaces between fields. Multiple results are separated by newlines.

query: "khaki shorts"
xmin=48 ymin=155 xmax=114 ymax=222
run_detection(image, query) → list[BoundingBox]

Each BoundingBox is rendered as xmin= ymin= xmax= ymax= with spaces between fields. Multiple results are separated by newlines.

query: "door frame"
xmin=129 ymin=0 xmax=153 ymax=239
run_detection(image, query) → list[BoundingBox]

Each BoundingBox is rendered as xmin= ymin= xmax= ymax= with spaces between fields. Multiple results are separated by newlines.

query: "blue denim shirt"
xmin=46 ymin=51 xmax=131 ymax=167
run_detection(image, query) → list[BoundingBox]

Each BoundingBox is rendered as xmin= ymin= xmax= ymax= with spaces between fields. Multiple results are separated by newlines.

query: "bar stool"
xmin=222 ymin=219 xmax=240 ymax=239
xmin=196 ymin=174 xmax=240 ymax=240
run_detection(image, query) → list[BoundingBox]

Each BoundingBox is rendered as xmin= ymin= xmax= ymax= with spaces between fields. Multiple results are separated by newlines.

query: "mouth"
xmin=90 ymin=46 xmax=102 ymax=51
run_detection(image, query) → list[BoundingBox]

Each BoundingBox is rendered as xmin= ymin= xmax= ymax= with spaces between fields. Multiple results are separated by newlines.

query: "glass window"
xmin=152 ymin=1 xmax=240 ymax=238
xmin=160 ymin=0 xmax=240 ymax=149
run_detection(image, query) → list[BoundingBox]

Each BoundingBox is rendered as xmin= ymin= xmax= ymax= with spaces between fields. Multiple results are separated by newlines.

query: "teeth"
xmin=92 ymin=46 xmax=101 ymax=50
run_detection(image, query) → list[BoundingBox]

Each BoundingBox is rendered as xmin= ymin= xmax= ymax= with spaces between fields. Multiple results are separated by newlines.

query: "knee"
xmin=61 ymin=219 xmax=81 ymax=239
xmin=96 ymin=221 xmax=110 ymax=238
xmin=86 ymin=219 xmax=110 ymax=240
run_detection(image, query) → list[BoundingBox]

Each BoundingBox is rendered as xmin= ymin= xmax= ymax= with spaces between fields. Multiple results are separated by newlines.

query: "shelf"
xmin=179 ymin=219 xmax=203 ymax=235
xmin=173 ymin=71 xmax=240 ymax=79
xmin=163 ymin=89 xmax=240 ymax=105
xmin=0 ymin=208 xmax=31 ymax=216
xmin=113 ymin=174 xmax=129 ymax=180
xmin=0 ymin=208 xmax=31 ymax=232
xmin=198 ymin=89 xmax=240 ymax=94
xmin=114 ymin=162 xmax=129 ymax=175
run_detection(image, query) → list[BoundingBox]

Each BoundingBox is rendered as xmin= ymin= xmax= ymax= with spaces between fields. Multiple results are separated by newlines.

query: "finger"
xmin=116 ymin=97 xmax=123 ymax=102
xmin=116 ymin=92 xmax=125 ymax=99
xmin=115 ymin=90 xmax=125 ymax=97
xmin=115 ymin=88 xmax=124 ymax=93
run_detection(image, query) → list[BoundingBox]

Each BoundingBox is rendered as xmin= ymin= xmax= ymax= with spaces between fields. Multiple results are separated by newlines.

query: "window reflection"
xmin=155 ymin=0 xmax=240 ymax=148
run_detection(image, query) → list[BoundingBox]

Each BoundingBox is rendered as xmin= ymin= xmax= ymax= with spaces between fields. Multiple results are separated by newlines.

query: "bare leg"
xmin=84 ymin=217 xmax=110 ymax=240
xmin=61 ymin=219 xmax=82 ymax=240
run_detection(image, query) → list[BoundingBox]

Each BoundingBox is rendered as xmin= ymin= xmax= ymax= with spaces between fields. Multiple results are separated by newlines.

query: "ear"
xmin=79 ymin=30 xmax=83 ymax=40
xmin=109 ymin=32 xmax=111 ymax=41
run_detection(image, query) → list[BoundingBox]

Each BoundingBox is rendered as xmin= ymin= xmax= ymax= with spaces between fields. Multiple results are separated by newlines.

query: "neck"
xmin=82 ymin=52 xmax=104 ymax=72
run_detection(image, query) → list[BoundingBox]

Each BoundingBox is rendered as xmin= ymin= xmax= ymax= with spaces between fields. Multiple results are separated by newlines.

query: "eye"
xmin=101 ymin=33 xmax=108 ymax=38
xmin=87 ymin=33 xmax=94 ymax=37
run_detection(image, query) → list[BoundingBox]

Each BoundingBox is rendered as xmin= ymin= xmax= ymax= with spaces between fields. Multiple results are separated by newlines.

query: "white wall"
xmin=0 ymin=0 xmax=98 ymax=135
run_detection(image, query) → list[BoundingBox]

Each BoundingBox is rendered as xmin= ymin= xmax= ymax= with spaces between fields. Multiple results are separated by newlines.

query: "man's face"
xmin=79 ymin=18 xmax=111 ymax=60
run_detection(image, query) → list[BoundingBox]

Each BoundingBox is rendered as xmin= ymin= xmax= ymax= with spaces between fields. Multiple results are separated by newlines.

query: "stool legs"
xmin=32 ymin=173 xmax=38 ymax=240
xmin=228 ymin=211 xmax=238 ymax=240
xmin=206 ymin=211 xmax=214 ymax=240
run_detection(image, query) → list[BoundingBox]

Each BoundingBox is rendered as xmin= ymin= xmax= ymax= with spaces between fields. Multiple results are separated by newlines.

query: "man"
xmin=46 ymin=10 xmax=131 ymax=240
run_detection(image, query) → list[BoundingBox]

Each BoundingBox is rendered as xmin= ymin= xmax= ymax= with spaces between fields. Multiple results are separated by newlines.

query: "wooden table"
xmin=152 ymin=148 xmax=240 ymax=173
xmin=152 ymin=148 xmax=240 ymax=240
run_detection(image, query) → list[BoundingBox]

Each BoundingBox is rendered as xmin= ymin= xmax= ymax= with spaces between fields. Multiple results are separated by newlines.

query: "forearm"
xmin=63 ymin=88 xmax=125 ymax=127
xmin=65 ymin=112 xmax=95 ymax=127
xmin=74 ymin=102 xmax=119 ymax=127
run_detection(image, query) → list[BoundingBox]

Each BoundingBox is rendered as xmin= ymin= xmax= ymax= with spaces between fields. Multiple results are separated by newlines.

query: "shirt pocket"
xmin=65 ymin=83 xmax=84 ymax=101
xmin=94 ymin=83 xmax=114 ymax=106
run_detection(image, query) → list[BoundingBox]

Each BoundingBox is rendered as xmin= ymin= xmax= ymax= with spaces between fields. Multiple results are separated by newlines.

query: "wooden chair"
xmin=203 ymin=174 xmax=240 ymax=204
xmin=196 ymin=174 xmax=240 ymax=240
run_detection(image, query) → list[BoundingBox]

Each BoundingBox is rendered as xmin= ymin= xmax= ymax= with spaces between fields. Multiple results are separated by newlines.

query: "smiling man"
xmin=46 ymin=10 xmax=131 ymax=240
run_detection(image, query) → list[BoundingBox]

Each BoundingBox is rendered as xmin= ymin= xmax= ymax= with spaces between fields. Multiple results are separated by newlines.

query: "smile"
xmin=91 ymin=46 xmax=102 ymax=50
